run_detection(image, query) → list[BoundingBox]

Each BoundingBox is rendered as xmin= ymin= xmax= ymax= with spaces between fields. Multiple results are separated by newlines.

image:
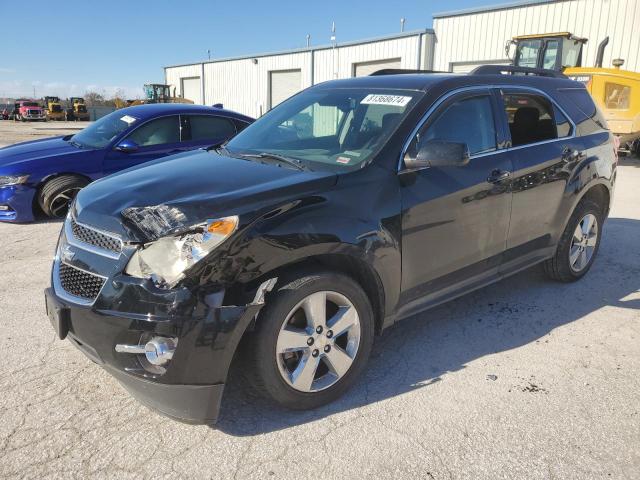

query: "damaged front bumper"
xmin=45 ymin=272 xmax=274 ymax=424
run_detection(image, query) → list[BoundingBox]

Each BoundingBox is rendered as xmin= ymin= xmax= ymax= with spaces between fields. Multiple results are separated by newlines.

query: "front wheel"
xmin=244 ymin=271 xmax=375 ymax=410
xmin=544 ymin=199 xmax=603 ymax=282
xmin=38 ymin=175 xmax=89 ymax=218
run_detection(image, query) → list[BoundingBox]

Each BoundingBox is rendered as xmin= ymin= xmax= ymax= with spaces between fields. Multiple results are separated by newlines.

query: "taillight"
xmin=613 ymin=135 xmax=620 ymax=163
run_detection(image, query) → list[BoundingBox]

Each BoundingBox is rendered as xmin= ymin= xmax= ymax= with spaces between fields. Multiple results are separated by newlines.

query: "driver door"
xmin=104 ymin=115 xmax=183 ymax=174
xmin=398 ymin=89 xmax=513 ymax=311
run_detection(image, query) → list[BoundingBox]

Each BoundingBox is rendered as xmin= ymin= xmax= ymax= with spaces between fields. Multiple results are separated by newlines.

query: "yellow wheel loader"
xmin=43 ymin=96 xmax=65 ymax=121
xmin=65 ymin=97 xmax=90 ymax=121
xmin=507 ymin=32 xmax=640 ymax=154
xmin=123 ymin=84 xmax=194 ymax=107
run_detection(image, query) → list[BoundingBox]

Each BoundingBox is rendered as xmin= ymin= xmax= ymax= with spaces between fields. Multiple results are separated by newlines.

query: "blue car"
xmin=0 ymin=104 xmax=253 ymax=222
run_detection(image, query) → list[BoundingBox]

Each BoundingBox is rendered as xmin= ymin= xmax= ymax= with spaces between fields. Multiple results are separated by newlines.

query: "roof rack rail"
xmin=370 ymin=68 xmax=446 ymax=76
xmin=471 ymin=65 xmax=567 ymax=79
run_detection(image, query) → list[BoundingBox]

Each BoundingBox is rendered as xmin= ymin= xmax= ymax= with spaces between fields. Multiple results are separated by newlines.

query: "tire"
xmin=544 ymin=199 xmax=603 ymax=282
xmin=244 ymin=270 xmax=375 ymax=410
xmin=39 ymin=175 xmax=89 ymax=218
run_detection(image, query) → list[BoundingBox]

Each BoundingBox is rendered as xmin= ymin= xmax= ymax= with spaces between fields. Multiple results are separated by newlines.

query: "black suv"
xmin=45 ymin=67 xmax=616 ymax=424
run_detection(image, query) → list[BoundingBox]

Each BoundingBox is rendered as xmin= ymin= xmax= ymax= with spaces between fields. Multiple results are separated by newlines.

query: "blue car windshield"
xmin=71 ymin=110 xmax=138 ymax=149
xmin=226 ymin=88 xmax=422 ymax=170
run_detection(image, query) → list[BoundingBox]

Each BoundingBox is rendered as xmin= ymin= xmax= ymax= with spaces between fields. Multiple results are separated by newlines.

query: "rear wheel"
xmin=39 ymin=175 xmax=88 ymax=218
xmin=244 ymin=271 xmax=374 ymax=410
xmin=544 ymin=199 xmax=602 ymax=282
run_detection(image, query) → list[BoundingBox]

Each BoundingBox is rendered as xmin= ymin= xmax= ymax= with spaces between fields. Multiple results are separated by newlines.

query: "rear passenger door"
xmin=499 ymin=89 xmax=576 ymax=271
xmin=179 ymin=115 xmax=238 ymax=149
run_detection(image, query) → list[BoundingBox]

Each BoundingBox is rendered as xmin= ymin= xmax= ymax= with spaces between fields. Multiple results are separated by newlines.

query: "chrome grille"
xmin=58 ymin=263 xmax=105 ymax=301
xmin=70 ymin=218 xmax=122 ymax=254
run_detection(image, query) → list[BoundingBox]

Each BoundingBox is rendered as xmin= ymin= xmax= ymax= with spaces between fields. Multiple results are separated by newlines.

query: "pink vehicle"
xmin=13 ymin=99 xmax=46 ymax=122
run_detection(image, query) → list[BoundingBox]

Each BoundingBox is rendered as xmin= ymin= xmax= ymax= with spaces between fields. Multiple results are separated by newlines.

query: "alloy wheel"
xmin=569 ymin=213 xmax=598 ymax=272
xmin=49 ymin=187 xmax=81 ymax=218
xmin=276 ymin=291 xmax=361 ymax=392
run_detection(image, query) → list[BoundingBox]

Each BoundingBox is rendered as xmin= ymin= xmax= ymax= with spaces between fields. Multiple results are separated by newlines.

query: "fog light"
xmin=0 ymin=205 xmax=9 ymax=211
xmin=115 ymin=336 xmax=178 ymax=368
xmin=144 ymin=337 xmax=177 ymax=366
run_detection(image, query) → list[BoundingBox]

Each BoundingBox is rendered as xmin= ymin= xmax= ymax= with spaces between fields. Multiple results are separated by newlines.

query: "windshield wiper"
xmin=69 ymin=140 xmax=84 ymax=149
xmin=240 ymin=152 xmax=307 ymax=171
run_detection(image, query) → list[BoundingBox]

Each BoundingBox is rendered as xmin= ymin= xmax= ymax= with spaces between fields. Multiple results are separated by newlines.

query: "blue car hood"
xmin=75 ymin=150 xmax=338 ymax=240
xmin=0 ymin=137 xmax=85 ymax=172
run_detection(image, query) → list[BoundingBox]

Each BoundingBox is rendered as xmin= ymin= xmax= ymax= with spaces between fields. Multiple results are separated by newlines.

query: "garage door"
xmin=353 ymin=58 xmax=402 ymax=77
xmin=181 ymin=77 xmax=202 ymax=104
xmin=269 ymin=69 xmax=302 ymax=109
xmin=450 ymin=60 xmax=510 ymax=73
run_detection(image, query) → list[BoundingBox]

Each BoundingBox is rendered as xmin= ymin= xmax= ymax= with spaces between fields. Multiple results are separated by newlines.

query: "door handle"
xmin=487 ymin=169 xmax=511 ymax=183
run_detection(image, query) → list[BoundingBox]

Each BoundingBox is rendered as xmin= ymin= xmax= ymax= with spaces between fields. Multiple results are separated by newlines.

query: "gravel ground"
xmin=0 ymin=138 xmax=639 ymax=478
xmin=0 ymin=119 xmax=89 ymax=146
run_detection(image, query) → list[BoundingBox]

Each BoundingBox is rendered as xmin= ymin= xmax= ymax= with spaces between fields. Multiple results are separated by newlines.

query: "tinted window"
xmin=418 ymin=95 xmax=497 ymax=155
xmin=502 ymin=93 xmax=557 ymax=146
xmin=561 ymin=88 xmax=609 ymax=132
xmin=126 ymin=116 xmax=180 ymax=147
xmin=184 ymin=115 xmax=236 ymax=141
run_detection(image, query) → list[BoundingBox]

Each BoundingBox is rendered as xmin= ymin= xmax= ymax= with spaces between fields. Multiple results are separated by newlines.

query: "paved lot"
xmin=0 ymin=135 xmax=639 ymax=478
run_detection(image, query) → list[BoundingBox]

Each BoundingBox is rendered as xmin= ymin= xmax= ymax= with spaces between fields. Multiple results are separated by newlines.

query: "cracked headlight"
xmin=125 ymin=216 xmax=238 ymax=288
xmin=0 ymin=175 xmax=29 ymax=186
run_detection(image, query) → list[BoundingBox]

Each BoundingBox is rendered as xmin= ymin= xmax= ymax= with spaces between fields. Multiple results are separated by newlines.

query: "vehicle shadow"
xmin=214 ymin=217 xmax=639 ymax=436
xmin=619 ymin=154 xmax=639 ymax=167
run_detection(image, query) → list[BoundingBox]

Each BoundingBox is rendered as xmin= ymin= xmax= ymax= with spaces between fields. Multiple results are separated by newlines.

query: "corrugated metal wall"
xmin=433 ymin=0 xmax=640 ymax=72
xmin=165 ymin=32 xmax=435 ymax=118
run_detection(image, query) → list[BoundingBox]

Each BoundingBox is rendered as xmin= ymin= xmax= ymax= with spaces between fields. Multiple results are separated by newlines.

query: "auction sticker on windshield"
xmin=361 ymin=94 xmax=412 ymax=107
xmin=120 ymin=115 xmax=137 ymax=124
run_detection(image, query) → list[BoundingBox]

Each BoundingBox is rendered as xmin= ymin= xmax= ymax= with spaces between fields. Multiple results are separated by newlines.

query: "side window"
xmin=562 ymin=88 xmax=609 ymax=132
xmin=416 ymin=95 xmax=497 ymax=156
xmin=184 ymin=115 xmax=236 ymax=141
xmin=542 ymin=40 xmax=560 ymax=70
xmin=126 ymin=116 xmax=180 ymax=147
xmin=502 ymin=93 xmax=558 ymax=146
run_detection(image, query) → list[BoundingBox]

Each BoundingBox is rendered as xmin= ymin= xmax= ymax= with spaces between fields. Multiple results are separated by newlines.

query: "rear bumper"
xmin=45 ymin=281 xmax=265 ymax=424
xmin=0 ymin=185 xmax=36 ymax=222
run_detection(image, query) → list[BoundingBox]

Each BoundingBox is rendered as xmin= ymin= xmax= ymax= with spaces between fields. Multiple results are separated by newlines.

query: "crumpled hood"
xmin=74 ymin=150 xmax=338 ymax=240
xmin=0 ymin=137 xmax=83 ymax=172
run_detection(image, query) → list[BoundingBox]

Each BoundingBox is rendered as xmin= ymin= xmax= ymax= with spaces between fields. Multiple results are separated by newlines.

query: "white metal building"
xmin=165 ymin=30 xmax=435 ymax=117
xmin=433 ymin=0 xmax=640 ymax=73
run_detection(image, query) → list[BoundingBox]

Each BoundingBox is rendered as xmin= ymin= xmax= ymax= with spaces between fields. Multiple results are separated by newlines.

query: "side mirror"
xmin=115 ymin=139 xmax=139 ymax=153
xmin=505 ymin=40 xmax=517 ymax=61
xmin=404 ymin=140 xmax=470 ymax=170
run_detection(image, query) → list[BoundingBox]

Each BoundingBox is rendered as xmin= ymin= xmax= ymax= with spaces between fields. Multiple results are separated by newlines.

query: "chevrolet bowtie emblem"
xmin=61 ymin=244 xmax=75 ymax=262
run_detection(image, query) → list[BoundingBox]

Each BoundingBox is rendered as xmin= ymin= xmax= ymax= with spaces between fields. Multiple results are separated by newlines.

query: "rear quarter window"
xmin=559 ymin=88 xmax=609 ymax=134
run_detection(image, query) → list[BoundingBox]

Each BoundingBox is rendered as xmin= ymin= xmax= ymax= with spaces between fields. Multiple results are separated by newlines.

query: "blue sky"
xmin=0 ymin=0 xmax=513 ymax=100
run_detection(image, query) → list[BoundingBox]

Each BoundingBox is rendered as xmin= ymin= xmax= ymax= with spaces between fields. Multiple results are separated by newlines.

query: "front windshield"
xmin=515 ymin=39 xmax=542 ymax=68
xmin=226 ymin=88 xmax=422 ymax=170
xmin=71 ymin=110 xmax=138 ymax=148
xmin=23 ymin=102 xmax=39 ymax=107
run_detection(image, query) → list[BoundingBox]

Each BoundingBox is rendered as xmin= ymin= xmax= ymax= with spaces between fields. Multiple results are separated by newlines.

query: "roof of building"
xmin=164 ymin=29 xmax=434 ymax=70
xmin=434 ymin=0 xmax=567 ymax=19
